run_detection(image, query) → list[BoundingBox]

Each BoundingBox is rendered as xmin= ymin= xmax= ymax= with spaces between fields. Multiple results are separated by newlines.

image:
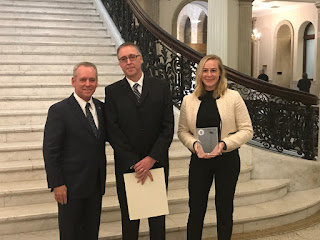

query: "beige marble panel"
xmin=249 ymin=145 xmax=320 ymax=191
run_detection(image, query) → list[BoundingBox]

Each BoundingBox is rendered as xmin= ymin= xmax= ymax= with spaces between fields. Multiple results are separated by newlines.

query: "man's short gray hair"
xmin=73 ymin=62 xmax=98 ymax=80
xmin=117 ymin=42 xmax=142 ymax=56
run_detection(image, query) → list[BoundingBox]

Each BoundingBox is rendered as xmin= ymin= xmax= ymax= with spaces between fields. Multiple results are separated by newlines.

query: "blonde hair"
xmin=194 ymin=55 xmax=227 ymax=99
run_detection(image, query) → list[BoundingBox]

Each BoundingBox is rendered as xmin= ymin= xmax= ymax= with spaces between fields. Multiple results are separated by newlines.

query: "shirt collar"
xmin=73 ymin=91 xmax=94 ymax=111
xmin=126 ymin=72 xmax=144 ymax=88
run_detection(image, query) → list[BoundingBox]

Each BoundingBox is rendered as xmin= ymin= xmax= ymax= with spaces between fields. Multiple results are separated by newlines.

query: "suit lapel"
xmin=67 ymin=94 xmax=96 ymax=138
xmin=93 ymin=98 xmax=102 ymax=130
xmin=140 ymin=76 xmax=151 ymax=104
xmin=120 ymin=76 xmax=151 ymax=105
xmin=120 ymin=78 xmax=140 ymax=105
xmin=93 ymin=98 xmax=104 ymax=139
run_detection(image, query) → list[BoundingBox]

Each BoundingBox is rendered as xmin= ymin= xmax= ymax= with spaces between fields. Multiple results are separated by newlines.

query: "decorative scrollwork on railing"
xmin=102 ymin=0 xmax=318 ymax=159
xmin=228 ymin=82 xmax=318 ymax=159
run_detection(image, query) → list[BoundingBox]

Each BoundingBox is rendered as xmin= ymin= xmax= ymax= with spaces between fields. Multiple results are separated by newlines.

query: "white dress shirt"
xmin=73 ymin=92 xmax=99 ymax=129
xmin=126 ymin=73 xmax=144 ymax=94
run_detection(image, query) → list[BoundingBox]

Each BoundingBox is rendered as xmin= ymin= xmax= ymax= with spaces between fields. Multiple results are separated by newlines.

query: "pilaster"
xmin=315 ymin=1 xmax=320 ymax=160
xmin=207 ymin=0 xmax=228 ymax=64
xmin=315 ymin=2 xmax=320 ymax=92
xmin=238 ymin=0 xmax=253 ymax=75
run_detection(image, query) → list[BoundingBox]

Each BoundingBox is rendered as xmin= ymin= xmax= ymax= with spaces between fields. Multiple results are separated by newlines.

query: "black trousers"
xmin=116 ymin=168 xmax=168 ymax=240
xmin=57 ymin=182 xmax=102 ymax=240
xmin=187 ymin=149 xmax=240 ymax=240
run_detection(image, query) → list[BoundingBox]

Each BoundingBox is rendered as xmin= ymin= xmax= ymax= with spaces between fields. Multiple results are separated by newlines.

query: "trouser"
xmin=58 ymin=181 xmax=102 ymax=240
xmin=115 ymin=167 xmax=168 ymax=240
xmin=187 ymin=149 xmax=240 ymax=240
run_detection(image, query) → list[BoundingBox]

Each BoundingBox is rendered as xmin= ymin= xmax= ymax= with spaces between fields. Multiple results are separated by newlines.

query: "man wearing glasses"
xmin=104 ymin=42 xmax=174 ymax=239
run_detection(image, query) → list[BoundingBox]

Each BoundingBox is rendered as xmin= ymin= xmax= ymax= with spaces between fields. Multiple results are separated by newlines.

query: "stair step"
xmin=0 ymin=184 xmax=320 ymax=239
xmin=0 ymin=59 xmax=119 ymax=70
xmin=0 ymin=1 xmax=95 ymax=9
xmin=0 ymin=6 xmax=97 ymax=15
xmin=0 ymin=26 xmax=108 ymax=36
xmin=0 ymin=73 xmax=123 ymax=84
xmin=0 ymin=0 xmax=93 ymax=3
xmin=0 ymin=85 xmax=107 ymax=99
xmin=0 ymin=12 xmax=101 ymax=21
xmin=96 ymin=188 xmax=319 ymax=240
xmin=0 ymin=94 xmax=106 ymax=110
xmin=0 ymin=141 xmax=251 ymax=186
xmin=0 ymin=45 xmax=116 ymax=55
xmin=0 ymin=51 xmax=113 ymax=57
xmin=0 ymin=138 xmax=192 ymax=175
xmin=0 ymin=62 xmax=115 ymax=72
xmin=0 ymin=124 xmax=44 ymax=143
xmin=0 ymin=18 xmax=103 ymax=28
xmin=0 ymin=33 xmax=112 ymax=43
xmin=0 ymin=167 xmax=189 ymax=206
xmin=0 ymin=167 xmax=189 ymax=207
xmin=0 ymin=41 xmax=115 ymax=47
xmin=0 ymin=137 xmax=187 ymax=161
xmin=0 ymin=52 xmax=116 ymax=62
xmin=0 ymin=109 xmax=48 ymax=126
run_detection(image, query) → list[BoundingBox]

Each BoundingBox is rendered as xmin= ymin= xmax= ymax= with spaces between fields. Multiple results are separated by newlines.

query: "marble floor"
xmin=206 ymin=210 xmax=320 ymax=240
xmin=251 ymin=223 xmax=320 ymax=240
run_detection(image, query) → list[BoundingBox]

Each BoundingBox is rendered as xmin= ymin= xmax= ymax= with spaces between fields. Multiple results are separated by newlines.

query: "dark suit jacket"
xmin=43 ymin=94 xmax=107 ymax=199
xmin=104 ymin=76 xmax=174 ymax=175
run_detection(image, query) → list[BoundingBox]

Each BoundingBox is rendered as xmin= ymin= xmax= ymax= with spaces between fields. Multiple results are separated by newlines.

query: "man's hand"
xmin=134 ymin=156 xmax=156 ymax=184
xmin=53 ymin=185 xmax=67 ymax=205
xmin=135 ymin=170 xmax=154 ymax=185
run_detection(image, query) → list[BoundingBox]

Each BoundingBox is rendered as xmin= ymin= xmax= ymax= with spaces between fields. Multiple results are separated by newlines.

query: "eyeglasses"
xmin=118 ymin=54 xmax=140 ymax=63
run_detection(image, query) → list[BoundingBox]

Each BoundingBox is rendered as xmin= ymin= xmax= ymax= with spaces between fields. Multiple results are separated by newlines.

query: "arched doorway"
xmin=175 ymin=1 xmax=208 ymax=54
xmin=303 ymin=22 xmax=315 ymax=80
xmin=274 ymin=21 xmax=293 ymax=88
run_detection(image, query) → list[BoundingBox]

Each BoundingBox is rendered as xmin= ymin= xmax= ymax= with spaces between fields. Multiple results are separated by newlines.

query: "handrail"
xmin=226 ymin=67 xmax=318 ymax=105
xmin=127 ymin=0 xmax=318 ymax=106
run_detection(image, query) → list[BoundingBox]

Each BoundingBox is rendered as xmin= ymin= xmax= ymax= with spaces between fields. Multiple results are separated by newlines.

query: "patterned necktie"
xmin=133 ymin=83 xmax=141 ymax=103
xmin=85 ymin=103 xmax=98 ymax=137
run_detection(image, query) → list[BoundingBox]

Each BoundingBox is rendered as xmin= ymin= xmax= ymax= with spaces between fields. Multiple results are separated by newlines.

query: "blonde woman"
xmin=178 ymin=55 xmax=253 ymax=240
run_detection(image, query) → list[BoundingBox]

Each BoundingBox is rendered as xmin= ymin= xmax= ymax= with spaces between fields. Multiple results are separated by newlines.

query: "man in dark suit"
xmin=43 ymin=62 xmax=106 ymax=240
xmin=297 ymin=72 xmax=311 ymax=93
xmin=104 ymin=42 xmax=174 ymax=240
xmin=257 ymin=69 xmax=269 ymax=82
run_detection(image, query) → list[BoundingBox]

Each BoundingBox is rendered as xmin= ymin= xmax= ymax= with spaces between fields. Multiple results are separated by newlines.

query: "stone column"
xmin=238 ymin=0 xmax=253 ymax=75
xmin=315 ymin=2 xmax=320 ymax=93
xmin=315 ymin=1 xmax=320 ymax=160
xmin=207 ymin=0 xmax=228 ymax=64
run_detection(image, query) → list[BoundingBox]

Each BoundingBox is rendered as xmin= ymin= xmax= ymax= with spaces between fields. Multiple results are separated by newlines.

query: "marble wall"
xmin=240 ymin=144 xmax=320 ymax=192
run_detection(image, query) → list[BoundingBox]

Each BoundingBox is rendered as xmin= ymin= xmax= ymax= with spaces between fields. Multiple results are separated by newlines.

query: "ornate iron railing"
xmin=102 ymin=0 xmax=319 ymax=159
xmin=228 ymin=82 xmax=318 ymax=159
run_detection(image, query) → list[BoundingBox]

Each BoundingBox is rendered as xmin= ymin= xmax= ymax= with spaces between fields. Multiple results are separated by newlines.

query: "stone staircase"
xmin=1 ymin=0 xmax=320 ymax=239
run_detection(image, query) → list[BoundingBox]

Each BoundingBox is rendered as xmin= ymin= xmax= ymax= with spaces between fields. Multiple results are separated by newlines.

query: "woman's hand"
xmin=194 ymin=142 xmax=207 ymax=158
xmin=208 ymin=141 xmax=225 ymax=157
xmin=195 ymin=141 xmax=225 ymax=159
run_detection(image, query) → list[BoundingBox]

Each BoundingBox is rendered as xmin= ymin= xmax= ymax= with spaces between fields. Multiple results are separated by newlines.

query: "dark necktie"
xmin=133 ymin=83 xmax=141 ymax=103
xmin=85 ymin=102 xmax=98 ymax=137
